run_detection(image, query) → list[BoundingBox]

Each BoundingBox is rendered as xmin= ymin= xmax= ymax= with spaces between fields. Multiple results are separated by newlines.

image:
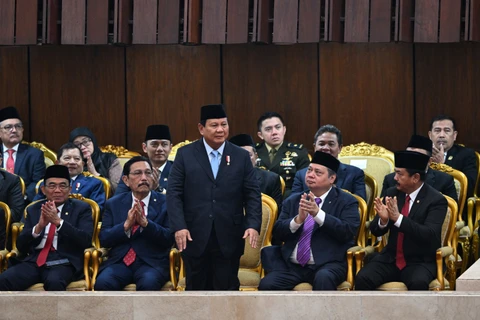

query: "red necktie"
xmin=6 ymin=149 xmax=15 ymax=174
xmin=37 ymin=223 xmax=57 ymax=267
xmin=396 ymin=195 xmax=410 ymax=270
xmin=123 ymin=201 xmax=145 ymax=266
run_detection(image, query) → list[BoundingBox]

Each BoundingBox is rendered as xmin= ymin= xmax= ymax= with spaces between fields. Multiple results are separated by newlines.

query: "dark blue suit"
xmin=0 ymin=169 xmax=25 ymax=248
xmin=1 ymin=144 xmax=46 ymax=202
xmin=115 ymin=161 xmax=173 ymax=196
xmin=292 ymin=163 xmax=366 ymax=201
xmin=94 ymin=191 xmax=173 ymax=290
xmin=259 ymin=187 xmax=359 ymax=290
xmin=34 ymin=174 xmax=106 ymax=212
xmin=0 ymin=199 xmax=93 ymax=291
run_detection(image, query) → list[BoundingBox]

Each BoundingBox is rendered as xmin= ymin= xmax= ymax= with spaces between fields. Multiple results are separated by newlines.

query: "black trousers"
xmin=183 ymin=231 xmax=241 ymax=290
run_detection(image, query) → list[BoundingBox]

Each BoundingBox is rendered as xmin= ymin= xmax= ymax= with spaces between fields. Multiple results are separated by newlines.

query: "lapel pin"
xmin=65 ymin=212 xmax=69 ymax=216
xmin=76 ymin=182 xmax=80 ymax=191
xmin=154 ymin=198 xmax=157 ymax=202
xmin=164 ymin=178 xmax=168 ymax=181
xmin=448 ymin=156 xmax=453 ymax=160
xmin=416 ymin=200 xmax=420 ymax=203
xmin=226 ymin=155 xmax=231 ymax=166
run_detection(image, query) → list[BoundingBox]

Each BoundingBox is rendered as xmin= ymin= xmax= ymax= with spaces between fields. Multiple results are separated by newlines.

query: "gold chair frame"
xmin=0 ymin=201 xmax=12 ymax=272
xmin=167 ymin=140 xmax=197 ymax=162
xmin=474 ymin=151 xmax=480 ymax=198
xmin=22 ymin=141 xmax=57 ymax=168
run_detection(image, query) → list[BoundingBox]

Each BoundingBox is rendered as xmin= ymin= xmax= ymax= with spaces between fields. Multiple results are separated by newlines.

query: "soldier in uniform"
xmin=256 ymin=112 xmax=310 ymax=198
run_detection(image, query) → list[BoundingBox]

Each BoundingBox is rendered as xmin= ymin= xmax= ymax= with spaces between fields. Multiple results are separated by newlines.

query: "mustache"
xmin=138 ymin=182 xmax=150 ymax=187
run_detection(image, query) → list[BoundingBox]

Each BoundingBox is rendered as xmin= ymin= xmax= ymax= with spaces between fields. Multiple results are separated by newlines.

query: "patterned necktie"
xmin=123 ymin=201 xmax=145 ymax=266
xmin=37 ymin=210 xmax=59 ymax=267
xmin=6 ymin=149 xmax=15 ymax=174
xmin=210 ymin=150 xmax=220 ymax=179
xmin=296 ymin=198 xmax=322 ymax=266
xmin=269 ymin=148 xmax=277 ymax=163
xmin=396 ymin=195 xmax=410 ymax=270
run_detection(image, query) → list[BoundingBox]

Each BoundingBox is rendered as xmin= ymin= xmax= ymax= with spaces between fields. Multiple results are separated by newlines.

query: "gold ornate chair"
xmin=175 ymin=193 xmax=278 ymax=291
xmin=5 ymin=194 xmax=100 ymax=291
xmin=0 ymin=201 xmax=12 ymax=272
xmin=292 ymin=191 xmax=368 ymax=291
xmin=339 ymin=142 xmax=395 ymax=198
xmin=474 ymin=151 xmax=480 ymax=198
xmin=430 ymin=162 xmax=470 ymax=274
xmin=363 ymin=172 xmax=378 ymax=246
xmin=356 ymin=194 xmax=458 ymax=291
xmin=167 ymin=140 xmax=197 ymax=161
xmin=99 ymin=145 xmax=141 ymax=170
xmin=22 ymin=141 xmax=57 ymax=168
xmin=82 ymin=171 xmax=112 ymax=199
xmin=467 ymin=197 xmax=480 ymax=265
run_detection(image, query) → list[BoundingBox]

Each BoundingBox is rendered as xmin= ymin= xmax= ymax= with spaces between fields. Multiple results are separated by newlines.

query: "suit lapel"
xmin=160 ymin=161 xmax=172 ymax=187
xmin=335 ymin=164 xmax=346 ymax=188
xmin=0 ymin=172 xmax=5 ymax=195
xmin=407 ymin=185 xmax=427 ymax=220
xmin=72 ymin=175 xmax=87 ymax=193
xmin=14 ymin=144 xmax=27 ymax=174
xmin=194 ymin=140 xmax=215 ymax=181
xmin=313 ymin=188 xmax=338 ymax=232
xmin=425 ymin=169 xmax=435 ymax=187
xmin=60 ymin=200 xmax=73 ymax=223
xmin=215 ymin=142 xmax=233 ymax=182
xmin=146 ymin=193 xmax=160 ymax=221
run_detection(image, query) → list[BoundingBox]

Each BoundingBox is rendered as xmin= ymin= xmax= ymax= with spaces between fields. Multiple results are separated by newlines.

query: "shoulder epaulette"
xmin=287 ymin=142 xmax=304 ymax=150
xmin=256 ymin=142 xmax=263 ymax=148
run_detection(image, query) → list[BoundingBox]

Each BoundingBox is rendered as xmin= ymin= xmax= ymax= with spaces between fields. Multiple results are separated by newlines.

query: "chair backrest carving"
xmin=168 ymin=140 xmax=197 ymax=162
xmin=22 ymin=140 xmax=56 ymax=168
xmin=430 ymin=162 xmax=467 ymax=217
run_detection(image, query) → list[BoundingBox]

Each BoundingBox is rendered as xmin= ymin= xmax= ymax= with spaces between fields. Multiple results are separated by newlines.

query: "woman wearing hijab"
xmin=69 ymin=127 xmax=122 ymax=191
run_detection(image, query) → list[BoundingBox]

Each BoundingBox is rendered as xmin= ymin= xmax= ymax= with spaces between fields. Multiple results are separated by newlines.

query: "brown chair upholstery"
xmin=176 ymin=193 xmax=278 ymax=291
xmin=99 ymin=145 xmax=141 ymax=170
xmin=22 ymin=141 xmax=56 ymax=168
xmin=0 ymin=201 xmax=12 ymax=272
xmin=5 ymin=194 xmax=99 ymax=291
xmin=292 ymin=191 xmax=368 ymax=291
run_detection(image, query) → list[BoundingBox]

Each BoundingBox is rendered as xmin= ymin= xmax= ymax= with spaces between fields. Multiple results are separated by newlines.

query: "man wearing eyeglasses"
xmin=94 ymin=156 xmax=173 ymax=290
xmin=0 ymin=106 xmax=46 ymax=202
xmin=115 ymin=125 xmax=173 ymax=196
xmin=0 ymin=165 xmax=93 ymax=291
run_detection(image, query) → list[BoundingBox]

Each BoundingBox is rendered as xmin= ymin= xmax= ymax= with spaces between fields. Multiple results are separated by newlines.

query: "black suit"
xmin=445 ymin=144 xmax=477 ymax=198
xmin=355 ymin=184 xmax=447 ymax=290
xmin=0 ymin=170 xmax=24 ymax=247
xmin=167 ymin=139 xmax=262 ymax=290
xmin=259 ymin=187 xmax=359 ymax=290
xmin=256 ymin=168 xmax=283 ymax=213
xmin=381 ymin=169 xmax=457 ymax=202
xmin=0 ymin=199 xmax=93 ymax=291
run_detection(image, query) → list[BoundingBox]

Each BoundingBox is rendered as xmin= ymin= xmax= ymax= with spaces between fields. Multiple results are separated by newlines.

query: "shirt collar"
xmin=265 ymin=142 xmax=283 ymax=153
xmin=3 ymin=143 xmax=19 ymax=152
xmin=408 ymin=183 xmax=424 ymax=203
xmin=312 ymin=187 xmax=332 ymax=206
xmin=203 ymin=139 xmax=226 ymax=157
xmin=132 ymin=191 xmax=151 ymax=208
xmin=159 ymin=161 xmax=167 ymax=173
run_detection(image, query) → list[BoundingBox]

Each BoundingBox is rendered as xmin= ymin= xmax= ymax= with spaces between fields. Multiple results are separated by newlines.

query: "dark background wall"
xmin=0 ymin=42 xmax=479 ymax=154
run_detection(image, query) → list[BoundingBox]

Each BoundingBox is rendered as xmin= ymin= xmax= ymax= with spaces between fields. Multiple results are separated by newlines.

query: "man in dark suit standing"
xmin=0 ymin=165 xmax=93 ymax=291
xmin=230 ymin=133 xmax=283 ymax=212
xmin=355 ymin=151 xmax=447 ymax=290
xmin=167 ymin=104 xmax=262 ymax=290
xmin=428 ymin=115 xmax=477 ymax=199
xmin=0 ymin=168 xmax=25 ymax=247
xmin=94 ymin=156 xmax=173 ymax=290
xmin=292 ymin=125 xmax=366 ymax=200
xmin=381 ymin=134 xmax=457 ymax=202
xmin=0 ymin=106 xmax=45 ymax=202
xmin=256 ymin=112 xmax=310 ymax=198
xmin=34 ymin=143 xmax=106 ymax=211
xmin=116 ymin=125 xmax=173 ymax=196
xmin=258 ymin=151 xmax=359 ymax=290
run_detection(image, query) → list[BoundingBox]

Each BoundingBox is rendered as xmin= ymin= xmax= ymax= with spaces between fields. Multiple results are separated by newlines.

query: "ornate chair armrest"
xmin=456 ymin=221 xmax=465 ymax=231
xmin=436 ymin=246 xmax=455 ymax=290
xmin=6 ymin=249 xmax=19 ymax=260
xmin=0 ymin=249 xmax=8 ymax=273
xmin=169 ymin=248 xmax=181 ymax=290
xmin=83 ymin=247 xmax=95 ymax=290
xmin=91 ymin=247 xmax=109 ymax=290
xmin=437 ymin=246 xmax=453 ymax=258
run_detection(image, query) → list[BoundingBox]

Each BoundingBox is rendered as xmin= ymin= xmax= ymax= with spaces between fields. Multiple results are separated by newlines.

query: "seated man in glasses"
xmin=0 ymin=106 xmax=46 ymax=202
xmin=94 ymin=156 xmax=174 ymax=291
xmin=0 ymin=165 xmax=93 ymax=291
xmin=34 ymin=143 xmax=106 ymax=212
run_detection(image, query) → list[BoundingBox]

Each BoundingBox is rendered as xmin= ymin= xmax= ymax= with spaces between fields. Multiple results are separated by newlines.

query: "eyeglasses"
xmin=0 ymin=124 xmax=23 ymax=132
xmin=129 ymin=170 xmax=153 ymax=177
xmin=45 ymin=183 xmax=70 ymax=191
xmin=74 ymin=138 xmax=92 ymax=148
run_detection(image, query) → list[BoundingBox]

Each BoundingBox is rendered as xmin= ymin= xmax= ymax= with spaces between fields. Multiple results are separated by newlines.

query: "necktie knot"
xmin=315 ymin=198 xmax=322 ymax=206
xmin=7 ymin=149 xmax=14 ymax=156
xmin=269 ymin=148 xmax=277 ymax=162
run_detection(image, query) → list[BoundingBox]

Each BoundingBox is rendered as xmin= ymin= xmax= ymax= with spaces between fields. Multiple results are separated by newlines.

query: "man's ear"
xmin=122 ymin=175 xmax=129 ymax=187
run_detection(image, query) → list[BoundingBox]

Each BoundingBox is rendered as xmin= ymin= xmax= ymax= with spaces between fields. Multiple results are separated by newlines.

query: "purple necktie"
xmin=296 ymin=197 xmax=322 ymax=266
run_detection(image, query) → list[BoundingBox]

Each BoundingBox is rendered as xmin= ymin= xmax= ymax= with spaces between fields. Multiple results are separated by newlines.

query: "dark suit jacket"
xmin=256 ymin=141 xmax=310 ymax=198
xmin=370 ymin=184 xmax=447 ymax=274
xmin=99 ymin=191 xmax=173 ymax=274
xmin=34 ymin=174 xmax=106 ymax=212
xmin=263 ymin=187 xmax=359 ymax=270
xmin=167 ymin=139 xmax=262 ymax=259
xmin=445 ymin=144 xmax=477 ymax=198
xmin=381 ymin=169 xmax=457 ymax=202
xmin=17 ymin=199 xmax=93 ymax=276
xmin=115 ymin=161 xmax=173 ymax=196
xmin=0 ymin=169 xmax=25 ymax=247
xmin=292 ymin=163 xmax=367 ymax=201
xmin=256 ymin=167 xmax=283 ymax=213
xmin=1 ymin=144 xmax=46 ymax=202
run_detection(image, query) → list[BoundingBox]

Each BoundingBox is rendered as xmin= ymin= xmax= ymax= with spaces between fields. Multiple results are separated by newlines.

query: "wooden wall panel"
xmin=133 ymin=0 xmax=158 ymax=44
xmin=252 ymin=0 xmax=270 ymax=43
xmin=86 ymin=0 xmax=109 ymax=45
xmin=344 ymin=0 xmax=369 ymax=42
xmin=61 ymin=0 xmax=86 ymax=44
xmin=183 ymin=0 xmax=201 ymax=44
xmin=0 ymin=0 xmax=15 ymax=45
xmin=320 ymin=43 xmax=414 ymax=151
xmin=415 ymin=43 xmax=480 ymax=150
xmin=157 ymin=0 xmax=180 ymax=44
xmin=326 ymin=0 xmax=344 ymax=41
xmin=114 ymin=0 xmax=132 ymax=44
xmin=414 ymin=0 xmax=439 ymax=43
xmin=370 ymin=0 xmax=392 ymax=42
xmin=395 ymin=0 xmax=413 ymax=42
xmin=470 ymin=0 xmax=480 ymax=41
xmin=439 ymin=0 xmax=461 ymax=42
xmin=16 ymin=0 xmax=39 ymax=45
xmin=126 ymin=46 xmax=221 ymax=151
xmin=202 ymin=0 xmax=227 ymax=44
xmin=42 ymin=0 xmax=60 ymax=44
xmin=273 ymin=1 xmax=298 ymax=44
xmin=29 ymin=46 xmax=126 ymax=151
xmin=226 ymin=0 xmax=249 ymax=44
xmin=223 ymin=44 xmax=318 ymax=151
xmin=0 ymin=48 xmax=30 ymax=139
xmin=298 ymin=0 xmax=321 ymax=43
